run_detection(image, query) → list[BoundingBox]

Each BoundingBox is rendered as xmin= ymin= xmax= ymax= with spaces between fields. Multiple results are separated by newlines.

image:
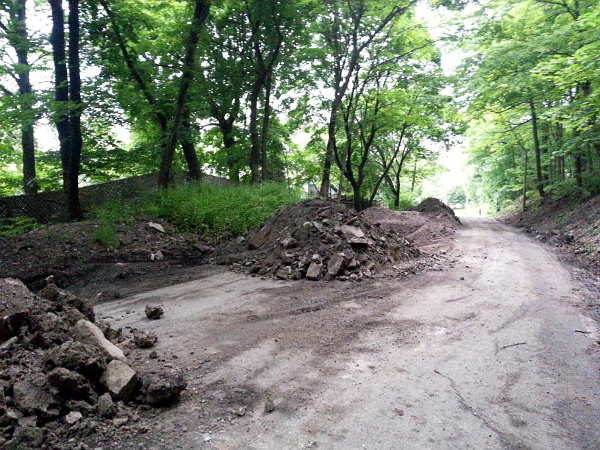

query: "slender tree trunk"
xmin=529 ymin=99 xmax=545 ymax=197
xmin=260 ymin=72 xmax=273 ymax=181
xmin=574 ymin=154 xmax=583 ymax=187
xmin=181 ymin=111 xmax=201 ymax=180
xmin=158 ymin=0 xmax=210 ymax=188
xmin=48 ymin=0 xmax=70 ymax=186
xmin=66 ymin=0 xmax=83 ymax=220
xmin=248 ymin=76 xmax=262 ymax=183
xmin=522 ymin=148 xmax=528 ymax=212
xmin=13 ymin=0 xmax=37 ymax=194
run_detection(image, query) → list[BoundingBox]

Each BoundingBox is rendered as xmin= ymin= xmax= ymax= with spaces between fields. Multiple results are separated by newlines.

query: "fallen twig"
xmin=574 ymin=330 xmax=591 ymax=334
xmin=499 ymin=342 xmax=527 ymax=351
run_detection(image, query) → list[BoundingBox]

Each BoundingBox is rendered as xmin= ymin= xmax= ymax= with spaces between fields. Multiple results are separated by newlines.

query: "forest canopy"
xmin=0 ymin=0 xmax=598 ymax=219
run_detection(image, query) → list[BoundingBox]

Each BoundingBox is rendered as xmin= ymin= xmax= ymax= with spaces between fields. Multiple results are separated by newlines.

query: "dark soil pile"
xmin=0 ymin=278 xmax=186 ymax=449
xmin=408 ymin=197 xmax=462 ymax=226
xmin=214 ymin=199 xmax=421 ymax=281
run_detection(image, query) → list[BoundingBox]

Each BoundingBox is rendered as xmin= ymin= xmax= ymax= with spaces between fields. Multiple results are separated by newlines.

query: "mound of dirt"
xmin=408 ymin=198 xmax=462 ymax=226
xmin=360 ymin=206 xmax=460 ymax=251
xmin=0 ymin=278 xmax=187 ymax=449
xmin=214 ymin=199 xmax=421 ymax=281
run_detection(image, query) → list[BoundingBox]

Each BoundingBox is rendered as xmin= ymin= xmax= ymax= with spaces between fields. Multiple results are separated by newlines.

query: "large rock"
xmin=44 ymin=341 xmax=106 ymax=380
xmin=96 ymin=393 xmax=116 ymax=418
xmin=327 ymin=254 xmax=346 ymax=278
xmin=72 ymin=319 xmax=126 ymax=362
xmin=0 ymin=278 xmax=36 ymax=341
xmin=101 ymin=360 xmax=138 ymax=401
xmin=39 ymin=284 xmax=95 ymax=322
xmin=305 ymin=262 xmax=322 ymax=281
xmin=137 ymin=370 xmax=187 ymax=406
xmin=47 ymin=367 xmax=94 ymax=401
xmin=12 ymin=374 xmax=60 ymax=419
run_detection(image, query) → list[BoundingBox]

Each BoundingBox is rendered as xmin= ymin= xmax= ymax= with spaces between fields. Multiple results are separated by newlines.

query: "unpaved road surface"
xmin=92 ymin=217 xmax=600 ymax=450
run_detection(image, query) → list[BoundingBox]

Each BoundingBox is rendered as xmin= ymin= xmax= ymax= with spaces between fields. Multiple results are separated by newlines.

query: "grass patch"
xmin=92 ymin=182 xmax=302 ymax=240
xmin=0 ymin=217 xmax=41 ymax=237
xmin=146 ymin=182 xmax=302 ymax=237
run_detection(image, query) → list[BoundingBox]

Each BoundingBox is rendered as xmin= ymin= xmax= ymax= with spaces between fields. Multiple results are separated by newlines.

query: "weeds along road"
xmin=95 ymin=217 xmax=600 ymax=450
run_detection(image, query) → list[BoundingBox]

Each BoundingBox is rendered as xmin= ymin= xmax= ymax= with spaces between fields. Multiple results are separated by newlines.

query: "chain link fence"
xmin=0 ymin=173 xmax=227 ymax=223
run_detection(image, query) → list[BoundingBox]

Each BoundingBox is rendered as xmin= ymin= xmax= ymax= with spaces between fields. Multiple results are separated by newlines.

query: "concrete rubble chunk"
xmin=133 ymin=330 xmax=158 ymax=349
xmin=327 ymin=254 xmax=346 ymax=277
xmin=147 ymin=222 xmax=165 ymax=233
xmin=137 ymin=370 xmax=187 ymax=406
xmin=145 ymin=305 xmax=164 ymax=320
xmin=72 ymin=319 xmax=126 ymax=362
xmin=306 ymin=262 xmax=322 ymax=281
xmin=0 ymin=278 xmax=36 ymax=341
xmin=100 ymin=360 xmax=139 ymax=402
xmin=340 ymin=225 xmax=365 ymax=239
xmin=47 ymin=367 xmax=94 ymax=401
xmin=97 ymin=392 xmax=117 ymax=418
xmin=280 ymin=237 xmax=299 ymax=249
xmin=275 ymin=266 xmax=292 ymax=279
xmin=65 ymin=411 xmax=82 ymax=425
xmin=13 ymin=375 xmax=60 ymax=419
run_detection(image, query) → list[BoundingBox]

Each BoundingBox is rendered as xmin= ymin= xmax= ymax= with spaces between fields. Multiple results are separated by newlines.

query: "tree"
xmin=314 ymin=0 xmax=417 ymax=197
xmin=48 ymin=0 xmax=84 ymax=220
xmin=0 ymin=0 xmax=37 ymax=194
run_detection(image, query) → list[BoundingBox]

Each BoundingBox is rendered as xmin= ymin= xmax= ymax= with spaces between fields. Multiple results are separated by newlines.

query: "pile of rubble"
xmin=408 ymin=197 xmax=462 ymax=226
xmin=215 ymin=199 xmax=421 ymax=281
xmin=0 ymin=278 xmax=186 ymax=449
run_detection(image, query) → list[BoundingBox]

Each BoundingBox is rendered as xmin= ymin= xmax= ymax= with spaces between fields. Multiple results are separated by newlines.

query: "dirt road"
xmin=93 ymin=217 xmax=599 ymax=450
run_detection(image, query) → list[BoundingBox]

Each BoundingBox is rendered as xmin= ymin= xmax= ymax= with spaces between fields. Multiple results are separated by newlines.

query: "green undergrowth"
xmin=0 ymin=217 xmax=41 ymax=237
xmin=147 ymin=182 xmax=302 ymax=236
xmin=92 ymin=182 xmax=301 ymax=246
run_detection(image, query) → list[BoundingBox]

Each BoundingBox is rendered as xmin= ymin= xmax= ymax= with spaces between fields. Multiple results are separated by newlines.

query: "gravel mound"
xmin=215 ymin=199 xmax=420 ymax=281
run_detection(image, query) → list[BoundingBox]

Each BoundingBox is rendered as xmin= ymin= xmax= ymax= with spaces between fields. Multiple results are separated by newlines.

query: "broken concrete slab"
xmin=306 ymin=262 xmax=323 ymax=281
xmin=137 ymin=370 xmax=187 ymax=406
xmin=100 ymin=360 xmax=139 ymax=402
xmin=72 ymin=319 xmax=126 ymax=362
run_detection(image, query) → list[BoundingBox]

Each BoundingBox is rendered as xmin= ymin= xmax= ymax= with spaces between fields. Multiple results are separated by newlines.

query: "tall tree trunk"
xmin=48 ymin=0 xmax=70 ymax=187
xmin=248 ymin=76 xmax=262 ymax=184
xmin=260 ymin=72 xmax=273 ymax=181
xmin=529 ymin=99 xmax=545 ymax=197
xmin=158 ymin=0 xmax=210 ymax=188
xmin=66 ymin=0 xmax=83 ymax=220
xmin=13 ymin=0 xmax=37 ymax=194
xmin=181 ymin=111 xmax=201 ymax=181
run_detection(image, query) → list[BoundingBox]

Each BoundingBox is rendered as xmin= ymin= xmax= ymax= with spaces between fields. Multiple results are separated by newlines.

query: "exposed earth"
xmin=0 ymin=197 xmax=598 ymax=449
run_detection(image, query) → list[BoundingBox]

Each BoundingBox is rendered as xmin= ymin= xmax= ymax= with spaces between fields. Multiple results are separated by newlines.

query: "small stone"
xmin=97 ymin=393 xmax=116 ymax=419
xmin=280 ymin=237 xmax=299 ymax=249
xmin=145 ymin=306 xmax=164 ymax=320
xmin=65 ymin=411 xmax=83 ymax=425
xmin=149 ymin=250 xmax=164 ymax=261
xmin=133 ymin=330 xmax=158 ymax=349
xmin=147 ymin=222 xmax=165 ymax=233
xmin=149 ymin=351 xmax=158 ymax=359
xmin=264 ymin=397 xmax=275 ymax=413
